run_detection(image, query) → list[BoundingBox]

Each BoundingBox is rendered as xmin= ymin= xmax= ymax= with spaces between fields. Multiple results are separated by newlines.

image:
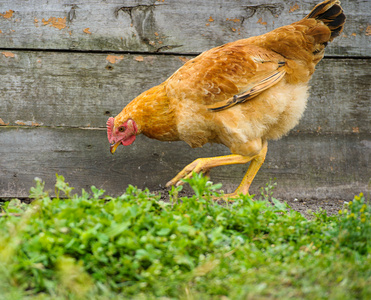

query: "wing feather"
xmin=166 ymin=42 xmax=287 ymax=111
xmin=207 ymin=64 xmax=286 ymax=111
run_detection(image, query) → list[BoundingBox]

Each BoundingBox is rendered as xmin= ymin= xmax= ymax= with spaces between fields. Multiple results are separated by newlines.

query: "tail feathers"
xmin=306 ymin=0 xmax=346 ymax=41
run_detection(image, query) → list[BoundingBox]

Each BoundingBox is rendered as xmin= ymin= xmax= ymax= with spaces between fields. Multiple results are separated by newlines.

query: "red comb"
xmin=106 ymin=117 xmax=115 ymax=143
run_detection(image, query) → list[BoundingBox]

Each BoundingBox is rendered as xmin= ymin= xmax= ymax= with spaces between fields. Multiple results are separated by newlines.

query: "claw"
xmin=165 ymin=180 xmax=175 ymax=187
xmin=166 ymin=158 xmax=211 ymax=188
xmin=166 ymin=179 xmax=185 ymax=188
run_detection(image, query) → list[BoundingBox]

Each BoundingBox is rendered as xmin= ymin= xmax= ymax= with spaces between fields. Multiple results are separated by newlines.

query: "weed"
xmin=0 ymin=174 xmax=370 ymax=299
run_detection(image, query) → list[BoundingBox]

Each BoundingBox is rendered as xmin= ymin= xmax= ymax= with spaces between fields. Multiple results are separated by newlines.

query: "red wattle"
xmin=122 ymin=135 xmax=136 ymax=146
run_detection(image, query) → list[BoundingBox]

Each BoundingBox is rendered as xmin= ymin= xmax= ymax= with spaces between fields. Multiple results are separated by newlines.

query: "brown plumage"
xmin=107 ymin=0 xmax=345 ymax=198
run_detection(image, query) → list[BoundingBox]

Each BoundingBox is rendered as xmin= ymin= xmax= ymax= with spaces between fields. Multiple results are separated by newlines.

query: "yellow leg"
xmin=166 ymin=154 xmax=254 ymax=187
xmin=222 ymin=143 xmax=268 ymax=199
xmin=166 ymin=142 xmax=268 ymax=200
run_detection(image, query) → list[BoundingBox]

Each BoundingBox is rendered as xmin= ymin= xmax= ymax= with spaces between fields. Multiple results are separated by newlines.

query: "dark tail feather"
xmin=306 ymin=0 xmax=346 ymax=41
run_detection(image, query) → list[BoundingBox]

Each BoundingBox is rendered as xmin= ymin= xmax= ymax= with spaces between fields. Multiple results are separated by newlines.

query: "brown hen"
xmin=107 ymin=0 xmax=345 ymax=199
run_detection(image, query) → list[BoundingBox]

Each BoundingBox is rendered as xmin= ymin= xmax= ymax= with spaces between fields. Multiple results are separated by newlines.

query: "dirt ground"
xmin=277 ymin=198 xmax=345 ymax=217
xmin=1 ymin=188 xmax=345 ymax=219
xmin=154 ymin=186 xmax=345 ymax=218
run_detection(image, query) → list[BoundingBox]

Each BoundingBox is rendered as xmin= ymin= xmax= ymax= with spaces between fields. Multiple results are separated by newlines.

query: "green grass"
xmin=0 ymin=174 xmax=370 ymax=299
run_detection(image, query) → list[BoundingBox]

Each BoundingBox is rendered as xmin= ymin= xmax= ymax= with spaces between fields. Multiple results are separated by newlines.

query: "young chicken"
xmin=107 ymin=0 xmax=345 ymax=198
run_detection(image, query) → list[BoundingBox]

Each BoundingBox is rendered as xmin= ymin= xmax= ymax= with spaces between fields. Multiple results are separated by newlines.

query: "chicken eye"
xmin=118 ymin=127 xmax=126 ymax=132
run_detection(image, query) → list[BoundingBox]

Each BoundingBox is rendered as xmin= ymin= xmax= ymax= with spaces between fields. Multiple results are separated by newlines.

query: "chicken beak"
xmin=110 ymin=141 xmax=121 ymax=154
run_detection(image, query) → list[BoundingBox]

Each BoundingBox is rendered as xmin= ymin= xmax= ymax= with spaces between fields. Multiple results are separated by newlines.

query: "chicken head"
xmin=107 ymin=117 xmax=138 ymax=154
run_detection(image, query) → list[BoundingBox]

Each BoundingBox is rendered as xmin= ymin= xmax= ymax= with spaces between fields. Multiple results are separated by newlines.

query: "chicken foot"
xmin=166 ymin=142 xmax=268 ymax=200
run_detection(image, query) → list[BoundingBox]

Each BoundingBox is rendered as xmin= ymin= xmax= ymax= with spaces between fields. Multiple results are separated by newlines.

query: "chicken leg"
xmin=166 ymin=142 xmax=268 ymax=199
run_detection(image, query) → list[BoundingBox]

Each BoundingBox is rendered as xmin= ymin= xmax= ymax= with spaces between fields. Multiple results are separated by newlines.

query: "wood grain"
xmin=0 ymin=127 xmax=369 ymax=199
xmin=0 ymin=0 xmax=369 ymax=200
xmin=0 ymin=0 xmax=369 ymax=56
xmin=0 ymin=51 xmax=369 ymax=134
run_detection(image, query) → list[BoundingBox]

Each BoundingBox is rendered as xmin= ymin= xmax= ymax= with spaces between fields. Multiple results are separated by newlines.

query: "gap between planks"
xmin=0 ymin=47 xmax=369 ymax=60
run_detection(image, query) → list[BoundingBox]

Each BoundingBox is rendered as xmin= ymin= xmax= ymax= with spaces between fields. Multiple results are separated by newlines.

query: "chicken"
xmin=107 ymin=0 xmax=345 ymax=199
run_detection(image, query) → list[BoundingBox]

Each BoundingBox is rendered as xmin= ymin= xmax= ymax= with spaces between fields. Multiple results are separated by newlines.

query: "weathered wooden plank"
xmin=0 ymin=51 xmax=370 ymax=134
xmin=0 ymin=0 xmax=369 ymax=56
xmin=0 ymin=127 xmax=369 ymax=199
xmin=0 ymin=50 xmax=185 ymax=128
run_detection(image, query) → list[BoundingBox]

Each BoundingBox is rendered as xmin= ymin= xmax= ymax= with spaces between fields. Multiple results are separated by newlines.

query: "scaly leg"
xmin=166 ymin=142 xmax=268 ymax=199
xmin=222 ymin=143 xmax=267 ymax=199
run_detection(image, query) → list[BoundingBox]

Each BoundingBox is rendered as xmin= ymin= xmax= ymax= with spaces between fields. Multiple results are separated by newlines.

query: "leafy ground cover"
xmin=0 ymin=174 xmax=370 ymax=299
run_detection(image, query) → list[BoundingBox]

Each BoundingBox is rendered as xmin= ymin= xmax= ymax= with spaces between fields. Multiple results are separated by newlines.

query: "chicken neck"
xmin=115 ymin=83 xmax=179 ymax=141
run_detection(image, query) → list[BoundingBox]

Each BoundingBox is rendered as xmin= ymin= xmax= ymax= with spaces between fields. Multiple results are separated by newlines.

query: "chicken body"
xmin=108 ymin=0 xmax=345 ymax=198
xmin=167 ymin=44 xmax=309 ymax=153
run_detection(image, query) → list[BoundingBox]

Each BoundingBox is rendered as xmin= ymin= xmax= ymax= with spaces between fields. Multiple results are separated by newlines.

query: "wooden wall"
xmin=1 ymin=0 xmax=370 ymax=199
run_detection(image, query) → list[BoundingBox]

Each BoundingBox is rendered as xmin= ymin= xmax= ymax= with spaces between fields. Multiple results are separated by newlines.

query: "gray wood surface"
xmin=0 ymin=51 xmax=370 ymax=133
xmin=0 ymin=0 xmax=369 ymax=56
xmin=0 ymin=0 xmax=370 ymax=199
xmin=0 ymin=127 xmax=369 ymax=199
